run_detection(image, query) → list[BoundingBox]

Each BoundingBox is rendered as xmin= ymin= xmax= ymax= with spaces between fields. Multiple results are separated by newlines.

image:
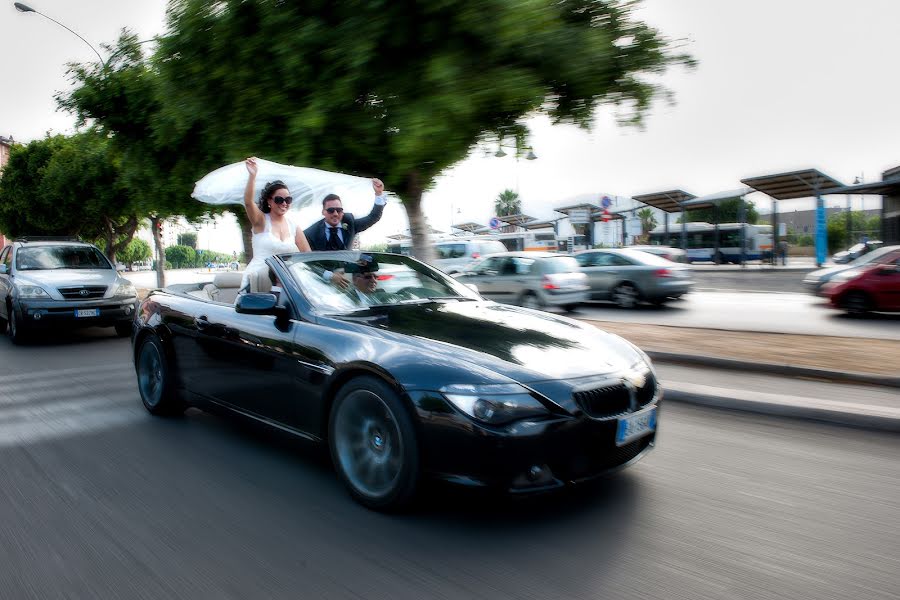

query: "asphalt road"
xmin=577 ymin=291 xmax=900 ymax=340
xmin=1 ymin=335 xmax=898 ymax=599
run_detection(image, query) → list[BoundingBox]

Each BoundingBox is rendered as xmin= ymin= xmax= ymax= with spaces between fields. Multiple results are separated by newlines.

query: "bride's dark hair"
xmin=258 ymin=180 xmax=288 ymax=214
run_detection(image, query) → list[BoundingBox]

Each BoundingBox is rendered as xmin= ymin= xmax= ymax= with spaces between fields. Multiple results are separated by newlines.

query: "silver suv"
xmin=454 ymin=251 xmax=588 ymax=311
xmin=0 ymin=238 xmax=139 ymax=344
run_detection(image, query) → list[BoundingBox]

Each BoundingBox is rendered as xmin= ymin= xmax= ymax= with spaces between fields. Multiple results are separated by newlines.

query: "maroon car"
xmin=823 ymin=254 xmax=900 ymax=314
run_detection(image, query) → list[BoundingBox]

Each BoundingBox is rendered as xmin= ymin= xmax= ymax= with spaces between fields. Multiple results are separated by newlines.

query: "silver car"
xmin=0 ymin=239 xmax=139 ymax=344
xmin=454 ymin=251 xmax=588 ymax=311
xmin=433 ymin=239 xmax=508 ymax=274
xmin=574 ymin=248 xmax=693 ymax=308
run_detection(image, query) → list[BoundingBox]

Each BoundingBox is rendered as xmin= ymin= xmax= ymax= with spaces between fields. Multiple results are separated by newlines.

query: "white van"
xmin=385 ymin=238 xmax=508 ymax=274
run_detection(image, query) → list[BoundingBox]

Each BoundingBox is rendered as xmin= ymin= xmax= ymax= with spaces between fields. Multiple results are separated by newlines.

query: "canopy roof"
xmin=632 ymin=190 xmax=696 ymax=213
xmin=681 ymin=187 xmax=753 ymax=210
xmin=555 ymin=202 xmax=602 ymax=214
xmin=521 ymin=219 xmax=558 ymax=230
xmin=497 ymin=213 xmax=536 ymax=226
xmin=451 ymin=222 xmax=487 ymax=233
xmin=741 ymin=169 xmax=844 ymax=199
xmin=821 ymin=179 xmax=900 ymax=196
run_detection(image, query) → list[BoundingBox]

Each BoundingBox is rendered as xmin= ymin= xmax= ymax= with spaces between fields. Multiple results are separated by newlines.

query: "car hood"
xmin=14 ymin=269 xmax=118 ymax=287
xmin=330 ymin=301 xmax=646 ymax=382
xmin=805 ymin=265 xmax=851 ymax=281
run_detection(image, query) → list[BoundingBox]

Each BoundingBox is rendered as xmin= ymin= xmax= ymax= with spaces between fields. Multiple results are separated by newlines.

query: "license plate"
xmin=616 ymin=407 xmax=657 ymax=446
xmin=75 ymin=308 xmax=99 ymax=318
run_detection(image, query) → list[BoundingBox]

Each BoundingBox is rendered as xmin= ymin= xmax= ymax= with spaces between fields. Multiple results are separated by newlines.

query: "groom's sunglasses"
xmin=272 ymin=196 xmax=293 ymax=205
xmin=325 ymin=207 xmax=344 ymax=214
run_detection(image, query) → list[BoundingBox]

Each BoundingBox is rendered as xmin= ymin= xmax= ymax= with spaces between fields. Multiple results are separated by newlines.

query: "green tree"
xmin=636 ymin=207 xmax=658 ymax=235
xmin=165 ymin=245 xmax=195 ymax=269
xmin=0 ymin=132 xmax=139 ymax=262
xmin=827 ymin=210 xmax=882 ymax=254
xmin=118 ymin=238 xmax=152 ymax=268
xmin=178 ymin=232 xmax=198 ymax=248
xmin=149 ymin=0 xmax=693 ymax=261
xmin=495 ymin=189 xmax=521 ymax=217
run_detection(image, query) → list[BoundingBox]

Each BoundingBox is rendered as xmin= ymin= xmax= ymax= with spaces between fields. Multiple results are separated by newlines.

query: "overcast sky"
xmin=4 ymin=0 xmax=898 ymax=253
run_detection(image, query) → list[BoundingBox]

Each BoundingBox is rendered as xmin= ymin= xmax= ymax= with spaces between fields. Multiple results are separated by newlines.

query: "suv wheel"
xmin=8 ymin=305 xmax=29 ymax=345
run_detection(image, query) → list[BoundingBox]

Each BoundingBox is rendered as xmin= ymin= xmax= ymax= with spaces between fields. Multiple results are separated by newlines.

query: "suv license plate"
xmin=616 ymin=407 xmax=657 ymax=446
xmin=75 ymin=308 xmax=100 ymax=318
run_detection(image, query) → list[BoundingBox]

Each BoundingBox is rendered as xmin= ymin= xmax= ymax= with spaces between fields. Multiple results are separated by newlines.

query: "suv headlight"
xmin=440 ymin=383 xmax=550 ymax=425
xmin=115 ymin=281 xmax=137 ymax=297
xmin=16 ymin=284 xmax=50 ymax=299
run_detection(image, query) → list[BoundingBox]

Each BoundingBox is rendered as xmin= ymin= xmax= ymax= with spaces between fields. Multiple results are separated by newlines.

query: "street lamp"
xmin=14 ymin=2 xmax=104 ymax=65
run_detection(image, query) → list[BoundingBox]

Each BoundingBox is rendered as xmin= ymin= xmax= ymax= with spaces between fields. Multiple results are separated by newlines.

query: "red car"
xmin=823 ymin=254 xmax=900 ymax=314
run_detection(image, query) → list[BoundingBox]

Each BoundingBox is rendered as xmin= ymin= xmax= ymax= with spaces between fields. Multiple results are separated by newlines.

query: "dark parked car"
xmin=133 ymin=251 xmax=660 ymax=510
xmin=822 ymin=253 xmax=900 ymax=314
xmin=803 ymin=246 xmax=900 ymax=295
xmin=832 ymin=241 xmax=883 ymax=264
xmin=574 ymin=248 xmax=693 ymax=308
xmin=0 ymin=238 xmax=138 ymax=344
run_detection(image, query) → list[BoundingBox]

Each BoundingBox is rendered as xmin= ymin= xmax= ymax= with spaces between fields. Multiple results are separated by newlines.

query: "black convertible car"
xmin=132 ymin=251 xmax=660 ymax=510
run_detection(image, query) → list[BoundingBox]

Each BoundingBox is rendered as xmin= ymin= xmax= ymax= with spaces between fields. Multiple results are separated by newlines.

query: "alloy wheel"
xmin=613 ymin=284 xmax=639 ymax=309
xmin=137 ymin=340 xmax=165 ymax=409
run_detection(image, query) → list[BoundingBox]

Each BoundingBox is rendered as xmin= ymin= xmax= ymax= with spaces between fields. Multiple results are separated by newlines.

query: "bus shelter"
xmin=680 ymin=187 xmax=755 ymax=265
xmin=741 ymin=169 xmax=844 ymax=266
xmin=819 ymin=170 xmax=900 ymax=245
xmin=631 ymin=190 xmax=696 ymax=248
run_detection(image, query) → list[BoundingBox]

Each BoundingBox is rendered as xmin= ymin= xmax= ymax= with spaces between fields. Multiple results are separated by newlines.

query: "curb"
xmin=663 ymin=382 xmax=900 ymax=433
xmin=647 ymin=351 xmax=900 ymax=389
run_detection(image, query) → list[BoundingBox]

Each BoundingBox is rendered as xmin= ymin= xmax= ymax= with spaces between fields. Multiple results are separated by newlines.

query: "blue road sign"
xmin=489 ymin=217 xmax=501 ymax=229
xmin=601 ymin=195 xmax=612 ymax=209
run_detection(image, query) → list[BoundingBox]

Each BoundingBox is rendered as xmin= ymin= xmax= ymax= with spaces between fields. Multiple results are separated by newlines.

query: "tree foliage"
xmin=636 ymin=207 xmax=658 ymax=234
xmin=495 ymin=189 xmax=521 ymax=217
xmin=0 ymin=132 xmax=139 ymax=261
xmin=177 ymin=232 xmax=198 ymax=248
xmin=164 ymin=244 xmax=195 ymax=268
xmin=118 ymin=238 xmax=152 ymax=267
xmin=682 ymin=199 xmax=759 ymax=225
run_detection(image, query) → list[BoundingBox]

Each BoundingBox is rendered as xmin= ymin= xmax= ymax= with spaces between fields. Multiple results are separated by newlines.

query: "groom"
xmin=305 ymin=178 xmax=387 ymax=251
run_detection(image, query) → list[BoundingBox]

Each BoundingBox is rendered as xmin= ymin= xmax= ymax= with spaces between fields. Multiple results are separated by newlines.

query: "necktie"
xmin=327 ymin=227 xmax=343 ymax=250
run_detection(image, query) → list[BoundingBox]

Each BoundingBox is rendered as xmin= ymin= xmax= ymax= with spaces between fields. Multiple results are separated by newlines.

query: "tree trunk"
xmin=150 ymin=215 xmax=166 ymax=288
xmin=233 ymin=209 xmax=253 ymax=263
xmin=403 ymin=170 xmax=437 ymax=265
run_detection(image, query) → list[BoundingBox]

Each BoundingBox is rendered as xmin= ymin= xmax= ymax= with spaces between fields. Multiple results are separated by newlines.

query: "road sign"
xmin=601 ymin=195 xmax=612 ymax=209
xmin=568 ymin=209 xmax=591 ymax=224
xmin=601 ymin=210 xmax=611 ymax=222
xmin=489 ymin=217 xmax=501 ymax=229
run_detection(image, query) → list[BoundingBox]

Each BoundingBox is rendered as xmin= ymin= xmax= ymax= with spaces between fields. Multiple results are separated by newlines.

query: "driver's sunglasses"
xmin=325 ymin=207 xmax=344 ymax=214
xmin=272 ymin=196 xmax=293 ymax=205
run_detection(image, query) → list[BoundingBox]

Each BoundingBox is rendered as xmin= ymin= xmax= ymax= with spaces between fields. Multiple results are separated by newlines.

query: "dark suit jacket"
xmin=304 ymin=202 xmax=386 ymax=251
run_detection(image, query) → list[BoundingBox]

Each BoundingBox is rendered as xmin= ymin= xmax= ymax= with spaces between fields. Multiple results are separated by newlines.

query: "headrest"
xmin=213 ymin=271 xmax=244 ymax=288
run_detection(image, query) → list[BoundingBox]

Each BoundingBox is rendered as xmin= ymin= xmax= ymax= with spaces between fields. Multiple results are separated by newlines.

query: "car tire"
xmin=612 ymin=283 xmax=639 ymax=309
xmin=8 ymin=305 xmax=30 ymax=345
xmin=329 ymin=376 xmax=419 ymax=511
xmin=135 ymin=334 xmax=185 ymax=416
xmin=844 ymin=291 xmax=870 ymax=315
xmin=0 ymin=309 xmax=6 ymax=335
xmin=521 ymin=292 xmax=543 ymax=310
xmin=562 ymin=303 xmax=580 ymax=313
xmin=114 ymin=321 xmax=132 ymax=338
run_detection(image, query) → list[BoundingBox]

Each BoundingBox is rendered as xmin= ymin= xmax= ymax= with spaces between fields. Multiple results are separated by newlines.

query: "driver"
xmin=346 ymin=256 xmax=391 ymax=305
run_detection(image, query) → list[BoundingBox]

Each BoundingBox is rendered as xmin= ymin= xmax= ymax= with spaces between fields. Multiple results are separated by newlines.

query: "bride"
xmin=240 ymin=156 xmax=311 ymax=292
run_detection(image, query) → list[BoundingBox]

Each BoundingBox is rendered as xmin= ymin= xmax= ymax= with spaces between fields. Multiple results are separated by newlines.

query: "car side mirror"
xmin=235 ymin=292 xmax=279 ymax=315
xmin=879 ymin=265 xmax=899 ymax=275
xmin=0 ymin=264 xmax=7 ymax=275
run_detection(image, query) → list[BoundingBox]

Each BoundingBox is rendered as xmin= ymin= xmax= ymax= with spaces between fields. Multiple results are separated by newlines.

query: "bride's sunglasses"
xmin=272 ymin=196 xmax=293 ymax=205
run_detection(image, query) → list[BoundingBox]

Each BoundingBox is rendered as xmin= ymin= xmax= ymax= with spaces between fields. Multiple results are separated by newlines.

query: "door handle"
xmin=195 ymin=316 xmax=226 ymax=335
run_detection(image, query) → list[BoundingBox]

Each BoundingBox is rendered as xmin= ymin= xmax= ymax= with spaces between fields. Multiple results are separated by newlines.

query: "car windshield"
xmin=282 ymin=251 xmax=481 ymax=314
xmin=16 ymin=245 xmax=111 ymax=271
xmin=538 ymin=256 xmax=580 ymax=273
xmin=618 ymin=249 xmax=676 ymax=266
xmin=851 ymin=246 xmax=898 ymax=265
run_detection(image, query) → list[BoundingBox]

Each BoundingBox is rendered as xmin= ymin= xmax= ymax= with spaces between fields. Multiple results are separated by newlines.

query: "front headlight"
xmin=440 ymin=383 xmax=550 ymax=425
xmin=115 ymin=281 xmax=137 ymax=297
xmin=16 ymin=284 xmax=50 ymax=299
xmin=831 ymin=270 xmax=860 ymax=283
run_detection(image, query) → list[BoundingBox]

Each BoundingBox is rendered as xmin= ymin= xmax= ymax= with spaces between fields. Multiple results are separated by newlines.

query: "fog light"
xmin=511 ymin=463 xmax=555 ymax=489
xmin=32 ymin=311 xmax=42 ymax=321
xmin=124 ymin=305 xmax=133 ymax=315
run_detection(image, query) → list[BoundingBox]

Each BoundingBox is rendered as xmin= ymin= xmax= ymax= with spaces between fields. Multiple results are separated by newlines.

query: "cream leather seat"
xmin=247 ymin=267 xmax=274 ymax=294
xmin=202 ymin=271 xmax=244 ymax=303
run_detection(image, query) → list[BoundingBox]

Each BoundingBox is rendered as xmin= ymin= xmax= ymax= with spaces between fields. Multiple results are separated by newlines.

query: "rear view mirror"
xmin=0 ymin=264 xmax=7 ymax=275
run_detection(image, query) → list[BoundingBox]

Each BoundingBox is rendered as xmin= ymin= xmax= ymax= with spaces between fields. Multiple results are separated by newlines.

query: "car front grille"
xmin=57 ymin=285 xmax=108 ymax=300
xmin=575 ymin=372 xmax=658 ymax=418
xmin=575 ymin=384 xmax=631 ymax=418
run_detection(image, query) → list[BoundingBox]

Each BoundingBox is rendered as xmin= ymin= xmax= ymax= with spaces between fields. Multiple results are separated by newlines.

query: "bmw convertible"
xmin=132 ymin=251 xmax=660 ymax=510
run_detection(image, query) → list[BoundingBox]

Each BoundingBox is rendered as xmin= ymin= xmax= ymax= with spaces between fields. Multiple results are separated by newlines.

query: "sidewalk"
xmin=582 ymin=319 xmax=900 ymax=432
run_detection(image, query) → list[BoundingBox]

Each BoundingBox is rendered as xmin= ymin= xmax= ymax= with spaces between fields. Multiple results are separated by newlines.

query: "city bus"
xmin=648 ymin=222 xmax=773 ymax=263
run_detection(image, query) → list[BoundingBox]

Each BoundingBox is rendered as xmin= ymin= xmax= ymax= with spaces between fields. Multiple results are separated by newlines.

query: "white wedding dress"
xmin=240 ymin=214 xmax=299 ymax=292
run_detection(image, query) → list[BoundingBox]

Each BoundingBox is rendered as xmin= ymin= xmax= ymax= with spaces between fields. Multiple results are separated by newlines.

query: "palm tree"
xmin=637 ymin=207 xmax=658 ymax=235
xmin=495 ymin=189 xmax=521 ymax=217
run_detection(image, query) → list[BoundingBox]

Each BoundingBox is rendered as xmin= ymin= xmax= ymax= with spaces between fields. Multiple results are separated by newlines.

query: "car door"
xmin=460 ymin=256 xmax=504 ymax=300
xmin=871 ymin=258 xmax=900 ymax=310
xmin=189 ymin=296 xmax=304 ymax=428
xmin=576 ymin=251 xmax=617 ymax=299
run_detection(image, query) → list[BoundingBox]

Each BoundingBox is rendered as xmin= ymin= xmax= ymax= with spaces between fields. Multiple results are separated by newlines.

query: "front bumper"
xmin=15 ymin=296 xmax=138 ymax=329
xmin=409 ymin=390 xmax=659 ymax=493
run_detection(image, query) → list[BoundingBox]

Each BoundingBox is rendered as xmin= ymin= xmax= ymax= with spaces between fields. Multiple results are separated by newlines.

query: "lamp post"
xmin=492 ymin=140 xmax=537 ymax=194
xmin=14 ymin=2 xmax=155 ymax=68
xmin=14 ymin=2 xmax=103 ymax=64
